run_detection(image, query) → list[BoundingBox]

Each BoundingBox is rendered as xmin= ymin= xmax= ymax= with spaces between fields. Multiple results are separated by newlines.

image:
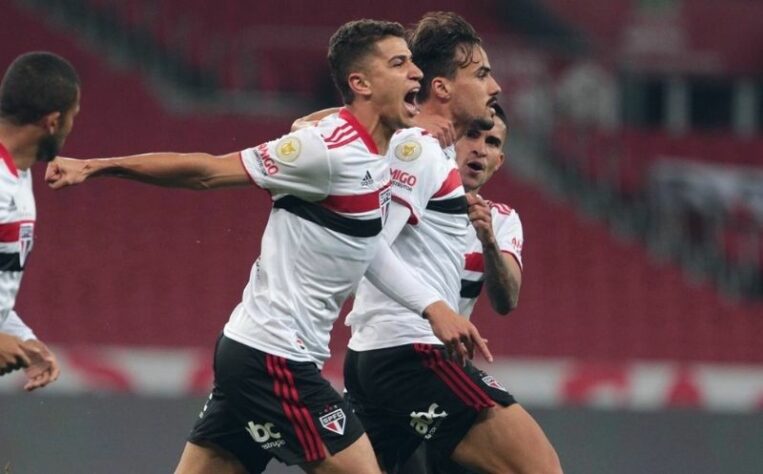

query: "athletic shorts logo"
xmin=275 ymin=136 xmax=301 ymax=162
xmin=319 ymin=408 xmax=346 ymax=435
xmin=394 ymin=140 xmax=422 ymax=161
xmin=410 ymin=403 xmax=448 ymax=438
xmin=481 ymin=375 xmax=507 ymax=392
xmin=246 ymin=421 xmax=286 ymax=449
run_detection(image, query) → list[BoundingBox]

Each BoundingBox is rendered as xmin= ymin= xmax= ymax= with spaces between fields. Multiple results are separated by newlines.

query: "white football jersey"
xmin=459 ymin=202 xmax=523 ymax=317
xmin=0 ymin=144 xmax=36 ymax=340
xmin=224 ymin=108 xmax=391 ymax=367
xmin=347 ymin=128 xmax=469 ymax=350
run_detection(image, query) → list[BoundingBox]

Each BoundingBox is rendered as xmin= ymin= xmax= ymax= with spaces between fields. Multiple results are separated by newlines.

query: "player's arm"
xmin=45 ymin=152 xmax=250 ymax=190
xmin=467 ymin=194 xmax=522 ymax=314
xmin=365 ymin=202 xmax=492 ymax=364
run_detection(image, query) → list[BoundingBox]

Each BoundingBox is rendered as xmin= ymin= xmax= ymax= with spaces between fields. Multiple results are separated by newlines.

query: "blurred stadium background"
xmin=1 ymin=0 xmax=762 ymax=472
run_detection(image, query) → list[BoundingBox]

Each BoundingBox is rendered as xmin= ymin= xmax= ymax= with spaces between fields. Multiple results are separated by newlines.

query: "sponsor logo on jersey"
xmin=394 ymin=140 xmax=422 ymax=161
xmin=360 ymin=170 xmax=374 ymax=188
xmin=319 ymin=408 xmax=346 ymax=435
xmin=409 ymin=403 xmax=447 ymax=439
xmin=481 ymin=375 xmax=507 ymax=392
xmin=391 ymin=168 xmax=417 ymax=190
xmin=275 ymin=136 xmax=301 ymax=162
xmin=246 ymin=421 xmax=286 ymax=449
xmin=19 ymin=222 xmax=34 ymax=268
xmin=255 ymin=143 xmax=279 ymax=175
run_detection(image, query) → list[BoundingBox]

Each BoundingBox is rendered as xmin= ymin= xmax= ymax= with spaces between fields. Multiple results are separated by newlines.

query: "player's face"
xmin=38 ymin=88 xmax=80 ymax=162
xmin=455 ymin=116 xmax=506 ymax=192
xmin=449 ymin=45 xmax=501 ymax=132
xmin=365 ymin=36 xmax=423 ymax=130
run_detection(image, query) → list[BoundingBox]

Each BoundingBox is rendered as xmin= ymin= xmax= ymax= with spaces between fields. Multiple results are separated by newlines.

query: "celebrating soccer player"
xmin=343 ymin=13 xmax=563 ymax=474
xmin=46 ymin=19 xmax=489 ymax=474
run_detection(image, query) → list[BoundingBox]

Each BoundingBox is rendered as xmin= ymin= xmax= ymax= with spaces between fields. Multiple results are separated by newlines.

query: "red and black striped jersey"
xmin=224 ymin=108 xmax=391 ymax=367
xmin=347 ymin=128 xmax=469 ymax=350
xmin=0 ymin=143 xmax=36 ymax=340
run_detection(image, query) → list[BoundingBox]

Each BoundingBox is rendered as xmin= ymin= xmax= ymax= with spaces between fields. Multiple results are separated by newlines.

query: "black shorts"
xmin=189 ymin=335 xmax=365 ymax=473
xmin=343 ymin=343 xmax=516 ymax=473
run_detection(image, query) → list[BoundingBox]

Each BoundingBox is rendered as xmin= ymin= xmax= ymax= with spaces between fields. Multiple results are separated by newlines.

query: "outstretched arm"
xmin=467 ymin=194 xmax=522 ymax=314
xmin=45 ymin=152 xmax=250 ymax=190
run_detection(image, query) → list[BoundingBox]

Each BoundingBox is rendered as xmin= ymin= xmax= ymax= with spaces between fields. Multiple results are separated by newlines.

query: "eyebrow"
xmin=486 ymin=135 xmax=502 ymax=146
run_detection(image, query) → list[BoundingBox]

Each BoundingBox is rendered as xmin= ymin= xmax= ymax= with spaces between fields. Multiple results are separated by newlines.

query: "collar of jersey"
xmin=0 ymin=143 xmax=19 ymax=178
xmin=338 ymin=108 xmax=379 ymax=156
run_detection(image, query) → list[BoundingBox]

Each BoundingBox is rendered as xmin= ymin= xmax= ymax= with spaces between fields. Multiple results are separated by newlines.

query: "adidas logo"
xmin=360 ymin=170 xmax=374 ymax=187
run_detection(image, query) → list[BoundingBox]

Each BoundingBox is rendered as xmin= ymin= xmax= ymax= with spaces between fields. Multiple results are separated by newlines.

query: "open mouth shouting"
xmin=403 ymin=87 xmax=420 ymax=116
xmin=466 ymin=159 xmax=486 ymax=173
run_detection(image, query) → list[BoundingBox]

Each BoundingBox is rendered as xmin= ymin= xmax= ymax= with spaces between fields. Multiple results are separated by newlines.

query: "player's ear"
xmin=496 ymin=151 xmax=505 ymax=170
xmin=348 ymin=72 xmax=372 ymax=99
xmin=39 ymin=111 xmax=61 ymax=134
xmin=430 ymin=77 xmax=451 ymax=101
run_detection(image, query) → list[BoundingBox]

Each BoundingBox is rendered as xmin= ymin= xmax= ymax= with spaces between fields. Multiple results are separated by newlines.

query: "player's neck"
xmin=418 ymin=101 xmax=468 ymax=140
xmin=0 ymin=123 xmax=38 ymax=171
xmin=344 ymin=104 xmax=394 ymax=155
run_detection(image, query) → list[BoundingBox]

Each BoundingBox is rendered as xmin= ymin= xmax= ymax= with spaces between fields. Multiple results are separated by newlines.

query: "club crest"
xmin=319 ymin=408 xmax=346 ymax=435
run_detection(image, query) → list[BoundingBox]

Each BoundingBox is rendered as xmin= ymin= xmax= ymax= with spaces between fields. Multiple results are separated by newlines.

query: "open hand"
xmin=423 ymin=301 xmax=492 ymax=365
xmin=21 ymin=339 xmax=60 ymax=391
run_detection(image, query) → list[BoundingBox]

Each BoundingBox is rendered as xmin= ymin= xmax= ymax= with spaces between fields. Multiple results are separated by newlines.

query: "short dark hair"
xmin=492 ymin=103 xmax=508 ymax=126
xmin=409 ymin=12 xmax=481 ymax=101
xmin=328 ymin=19 xmax=406 ymax=104
xmin=0 ymin=52 xmax=80 ymax=125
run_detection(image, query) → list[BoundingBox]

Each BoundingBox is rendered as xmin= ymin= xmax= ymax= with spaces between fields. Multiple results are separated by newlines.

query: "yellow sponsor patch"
xmin=275 ymin=136 xmax=301 ymax=162
xmin=394 ymin=140 xmax=421 ymax=161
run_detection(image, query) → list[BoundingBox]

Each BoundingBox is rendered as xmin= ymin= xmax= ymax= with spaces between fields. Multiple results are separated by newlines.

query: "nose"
xmin=474 ymin=140 xmax=488 ymax=157
xmin=410 ymin=63 xmax=423 ymax=82
xmin=488 ymin=75 xmax=501 ymax=96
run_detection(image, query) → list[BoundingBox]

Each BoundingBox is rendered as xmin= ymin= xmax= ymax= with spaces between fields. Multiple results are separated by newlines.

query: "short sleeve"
xmin=387 ymin=131 xmax=443 ymax=223
xmin=494 ymin=207 xmax=524 ymax=269
xmin=240 ymin=127 xmax=331 ymax=201
xmin=1 ymin=310 xmax=36 ymax=341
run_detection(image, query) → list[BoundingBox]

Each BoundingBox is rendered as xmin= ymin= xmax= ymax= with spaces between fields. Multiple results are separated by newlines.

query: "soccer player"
xmin=0 ymin=52 xmax=74 ymax=390
xmin=456 ymin=104 xmax=522 ymax=318
xmin=342 ymin=14 xmax=563 ymax=474
xmin=402 ymin=105 xmax=561 ymax=474
xmin=46 ymin=20 xmax=488 ymax=474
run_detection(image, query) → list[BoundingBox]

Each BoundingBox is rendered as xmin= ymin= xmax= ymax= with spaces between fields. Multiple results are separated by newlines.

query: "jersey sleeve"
xmin=388 ymin=131 xmax=443 ymax=224
xmin=493 ymin=208 xmax=524 ymax=269
xmin=0 ymin=310 xmax=36 ymax=341
xmin=239 ymin=127 xmax=331 ymax=201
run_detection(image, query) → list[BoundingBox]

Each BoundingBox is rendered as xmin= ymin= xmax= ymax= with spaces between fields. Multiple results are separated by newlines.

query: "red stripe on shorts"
xmin=265 ymin=355 xmax=324 ymax=462
xmin=414 ymin=344 xmax=494 ymax=411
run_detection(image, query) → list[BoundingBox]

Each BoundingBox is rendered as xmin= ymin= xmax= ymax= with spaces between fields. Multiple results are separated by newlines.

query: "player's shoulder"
xmin=487 ymin=200 xmax=519 ymax=218
xmin=389 ymin=127 xmax=441 ymax=163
